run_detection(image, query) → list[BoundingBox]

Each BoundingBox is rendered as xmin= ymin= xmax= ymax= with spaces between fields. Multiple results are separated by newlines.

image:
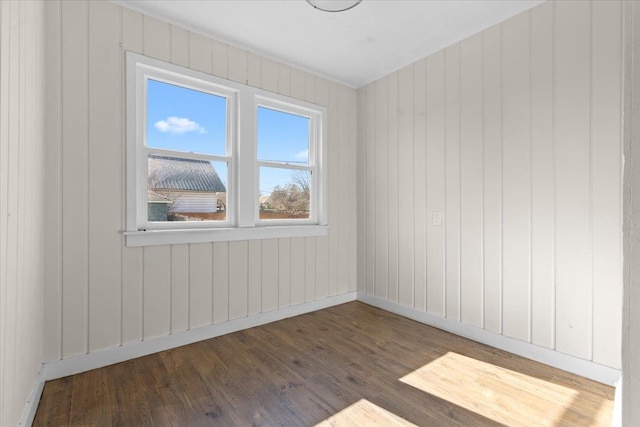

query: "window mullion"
xmin=237 ymin=90 xmax=257 ymax=227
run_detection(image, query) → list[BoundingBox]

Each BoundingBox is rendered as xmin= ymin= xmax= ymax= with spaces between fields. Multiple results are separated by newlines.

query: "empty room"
xmin=2 ymin=0 xmax=640 ymax=425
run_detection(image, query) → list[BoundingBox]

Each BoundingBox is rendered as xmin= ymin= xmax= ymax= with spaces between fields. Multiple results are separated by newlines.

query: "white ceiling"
xmin=117 ymin=0 xmax=544 ymax=88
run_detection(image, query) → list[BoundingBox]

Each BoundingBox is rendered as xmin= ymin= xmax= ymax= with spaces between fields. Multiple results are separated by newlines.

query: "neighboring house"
xmin=258 ymin=195 xmax=271 ymax=210
xmin=148 ymin=154 xmax=226 ymax=221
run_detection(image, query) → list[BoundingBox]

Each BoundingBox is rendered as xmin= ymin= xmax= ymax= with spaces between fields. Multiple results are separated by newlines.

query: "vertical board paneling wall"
xmin=358 ymin=0 xmax=623 ymax=369
xmin=0 ymin=1 xmax=46 ymax=425
xmin=43 ymin=0 xmax=357 ymax=362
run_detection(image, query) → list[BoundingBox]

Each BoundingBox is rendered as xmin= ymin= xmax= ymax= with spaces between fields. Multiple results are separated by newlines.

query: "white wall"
xmin=623 ymin=1 xmax=640 ymax=424
xmin=43 ymin=0 xmax=357 ymax=362
xmin=358 ymin=0 xmax=623 ymax=370
xmin=0 ymin=0 xmax=46 ymax=425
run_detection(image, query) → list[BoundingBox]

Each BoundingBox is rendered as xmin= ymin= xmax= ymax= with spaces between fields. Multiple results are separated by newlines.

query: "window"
xmin=145 ymin=79 xmax=231 ymax=225
xmin=257 ymin=102 xmax=316 ymax=222
xmin=125 ymin=53 xmax=327 ymax=246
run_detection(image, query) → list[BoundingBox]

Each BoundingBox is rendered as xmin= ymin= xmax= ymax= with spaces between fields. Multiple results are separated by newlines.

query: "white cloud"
xmin=154 ymin=116 xmax=206 ymax=135
xmin=294 ymin=149 xmax=308 ymax=160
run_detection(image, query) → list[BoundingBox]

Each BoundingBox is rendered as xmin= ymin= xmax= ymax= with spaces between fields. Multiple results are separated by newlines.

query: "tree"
xmin=292 ymin=170 xmax=310 ymax=193
xmin=267 ymin=171 xmax=310 ymax=214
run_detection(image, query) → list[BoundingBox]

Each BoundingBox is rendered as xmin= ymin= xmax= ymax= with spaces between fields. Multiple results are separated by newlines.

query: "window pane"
xmin=147 ymin=79 xmax=227 ymax=156
xmin=148 ymin=155 xmax=227 ymax=222
xmin=257 ymin=106 xmax=309 ymax=165
xmin=259 ymin=167 xmax=310 ymax=220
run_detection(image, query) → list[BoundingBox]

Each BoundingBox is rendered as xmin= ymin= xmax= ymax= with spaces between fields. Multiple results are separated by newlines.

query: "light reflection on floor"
xmin=314 ymin=399 xmax=417 ymax=427
xmin=399 ymin=352 xmax=612 ymax=427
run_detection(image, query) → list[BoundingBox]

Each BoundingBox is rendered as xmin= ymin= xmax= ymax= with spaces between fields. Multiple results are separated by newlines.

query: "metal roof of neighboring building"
xmin=148 ymin=155 xmax=226 ymax=193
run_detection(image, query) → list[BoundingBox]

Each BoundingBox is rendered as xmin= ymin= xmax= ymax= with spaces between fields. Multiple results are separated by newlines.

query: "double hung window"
xmin=125 ymin=53 xmax=326 ymax=246
xmin=257 ymin=100 xmax=317 ymax=222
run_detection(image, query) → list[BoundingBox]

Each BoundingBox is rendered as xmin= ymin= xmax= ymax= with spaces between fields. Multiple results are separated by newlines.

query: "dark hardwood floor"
xmin=33 ymin=302 xmax=614 ymax=426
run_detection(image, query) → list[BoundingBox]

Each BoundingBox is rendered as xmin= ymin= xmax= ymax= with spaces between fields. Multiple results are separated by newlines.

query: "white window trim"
xmin=125 ymin=52 xmax=327 ymax=247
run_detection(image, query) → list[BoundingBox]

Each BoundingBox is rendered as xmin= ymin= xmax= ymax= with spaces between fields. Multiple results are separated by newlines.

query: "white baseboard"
xmin=40 ymin=292 xmax=357 ymax=382
xmin=357 ymin=292 xmax=622 ymax=386
xmin=19 ymin=369 xmax=45 ymax=427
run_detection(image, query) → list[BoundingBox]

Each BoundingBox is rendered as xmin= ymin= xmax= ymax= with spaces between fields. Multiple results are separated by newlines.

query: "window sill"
xmin=124 ymin=225 xmax=328 ymax=247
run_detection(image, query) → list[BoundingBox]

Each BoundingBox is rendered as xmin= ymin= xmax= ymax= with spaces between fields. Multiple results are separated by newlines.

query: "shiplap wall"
xmin=357 ymin=0 xmax=623 ymax=369
xmin=43 ymin=0 xmax=357 ymax=362
xmin=0 ymin=1 xmax=46 ymax=425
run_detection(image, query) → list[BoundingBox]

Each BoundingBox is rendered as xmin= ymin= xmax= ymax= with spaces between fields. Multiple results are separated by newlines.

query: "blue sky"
xmin=147 ymin=79 xmax=309 ymax=196
xmin=256 ymin=106 xmax=309 ymax=165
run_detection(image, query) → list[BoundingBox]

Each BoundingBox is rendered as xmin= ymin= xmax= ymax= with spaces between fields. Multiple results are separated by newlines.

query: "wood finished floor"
xmin=33 ymin=302 xmax=614 ymax=426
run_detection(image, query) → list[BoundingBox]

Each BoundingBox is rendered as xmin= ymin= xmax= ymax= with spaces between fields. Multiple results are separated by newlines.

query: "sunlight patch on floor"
xmin=399 ymin=352 xmax=612 ymax=427
xmin=314 ymin=399 xmax=417 ymax=427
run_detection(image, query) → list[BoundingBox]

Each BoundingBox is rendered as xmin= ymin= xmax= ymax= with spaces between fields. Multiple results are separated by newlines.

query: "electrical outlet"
xmin=432 ymin=212 xmax=443 ymax=226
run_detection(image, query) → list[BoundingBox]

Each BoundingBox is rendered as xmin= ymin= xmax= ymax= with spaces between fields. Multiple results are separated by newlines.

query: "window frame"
xmin=255 ymin=97 xmax=321 ymax=226
xmin=139 ymin=75 xmax=236 ymax=230
xmin=125 ymin=52 xmax=327 ymax=247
